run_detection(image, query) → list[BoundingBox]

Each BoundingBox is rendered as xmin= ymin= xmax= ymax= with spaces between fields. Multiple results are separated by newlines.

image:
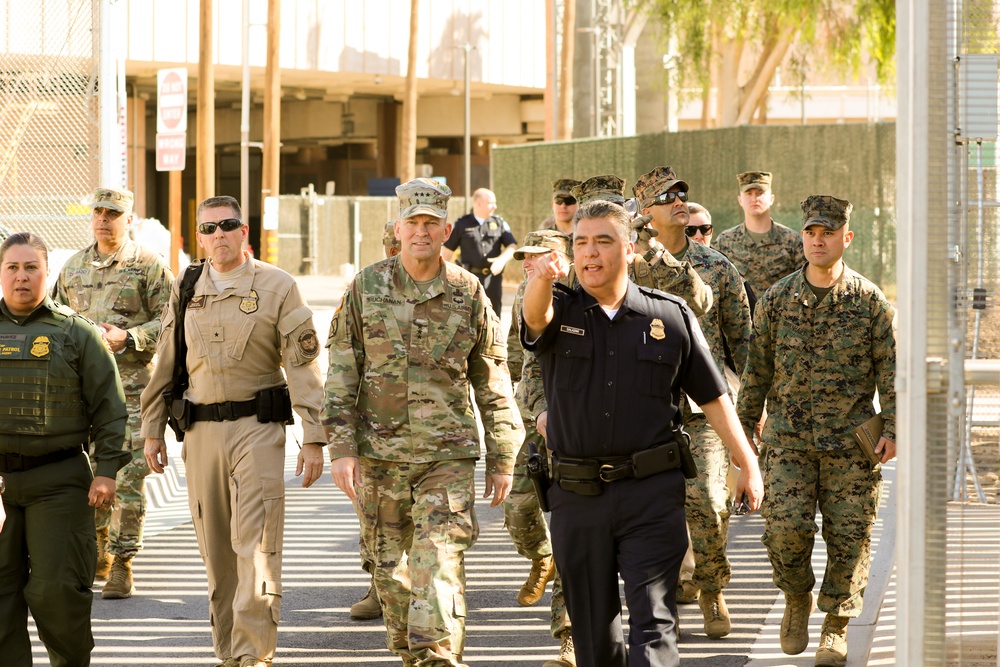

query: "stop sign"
xmin=157 ymin=68 xmax=188 ymax=134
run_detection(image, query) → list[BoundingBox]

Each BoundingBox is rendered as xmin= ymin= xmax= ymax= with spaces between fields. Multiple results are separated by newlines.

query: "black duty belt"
xmin=463 ymin=265 xmax=491 ymax=275
xmin=552 ymin=441 xmax=683 ymax=496
xmin=190 ymin=399 xmax=257 ymax=423
xmin=0 ymin=445 xmax=84 ymax=473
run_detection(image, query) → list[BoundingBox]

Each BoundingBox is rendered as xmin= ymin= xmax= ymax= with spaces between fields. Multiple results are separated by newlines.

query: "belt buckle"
xmin=217 ymin=402 xmax=236 ymax=421
xmin=3 ymin=452 xmax=24 ymax=472
xmin=599 ymin=462 xmax=629 ymax=483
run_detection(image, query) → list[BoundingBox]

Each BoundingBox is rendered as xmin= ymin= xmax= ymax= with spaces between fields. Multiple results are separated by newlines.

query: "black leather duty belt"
xmin=0 ymin=445 xmax=84 ymax=473
xmin=463 ymin=265 xmax=491 ymax=275
xmin=552 ymin=441 xmax=683 ymax=496
xmin=190 ymin=399 xmax=257 ymax=423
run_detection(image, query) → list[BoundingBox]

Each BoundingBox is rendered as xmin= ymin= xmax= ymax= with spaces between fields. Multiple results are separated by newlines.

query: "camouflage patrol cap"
xmin=91 ymin=186 xmax=134 ymax=214
xmin=738 ymin=171 xmax=772 ymax=193
xmin=396 ymin=178 xmax=452 ymax=219
xmin=801 ymin=195 xmax=853 ymax=230
xmin=552 ymin=178 xmax=582 ymax=197
xmin=513 ymin=229 xmax=571 ymax=260
xmin=632 ymin=166 xmax=689 ymax=210
xmin=572 ymin=174 xmax=626 ymax=206
xmin=382 ymin=220 xmax=401 ymax=256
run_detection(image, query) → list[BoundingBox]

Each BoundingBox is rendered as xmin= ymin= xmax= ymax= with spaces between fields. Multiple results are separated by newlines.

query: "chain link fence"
xmin=0 ymin=0 xmax=99 ymax=250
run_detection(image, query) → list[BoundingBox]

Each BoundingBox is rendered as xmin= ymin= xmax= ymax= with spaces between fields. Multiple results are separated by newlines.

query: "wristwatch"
xmin=0 ymin=474 xmax=5 ymax=495
xmin=124 ymin=331 xmax=136 ymax=350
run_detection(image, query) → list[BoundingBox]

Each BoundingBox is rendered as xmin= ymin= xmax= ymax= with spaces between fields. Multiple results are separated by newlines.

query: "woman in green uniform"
xmin=0 ymin=232 xmax=128 ymax=667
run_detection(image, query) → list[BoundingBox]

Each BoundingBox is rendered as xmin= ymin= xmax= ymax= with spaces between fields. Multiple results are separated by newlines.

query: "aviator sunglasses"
xmin=652 ymin=190 xmax=689 ymax=205
xmin=198 ymin=218 xmax=243 ymax=235
xmin=685 ymin=224 xmax=714 ymax=237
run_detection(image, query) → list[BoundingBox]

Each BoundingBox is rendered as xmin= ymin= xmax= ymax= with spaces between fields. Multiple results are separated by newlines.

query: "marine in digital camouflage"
xmin=323 ymin=251 xmax=522 ymax=665
xmin=737 ymin=210 xmax=896 ymax=616
xmin=572 ymin=174 xmax=626 ymax=205
xmin=53 ymin=238 xmax=174 ymax=558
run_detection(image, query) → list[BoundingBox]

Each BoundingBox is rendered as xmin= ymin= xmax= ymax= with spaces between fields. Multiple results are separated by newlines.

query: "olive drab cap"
xmin=513 ymin=229 xmax=571 ymax=260
xmin=552 ymin=178 xmax=582 ymax=197
xmin=396 ymin=178 xmax=452 ymax=219
xmin=632 ymin=166 xmax=689 ymax=210
xmin=737 ymin=171 xmax=772 ymax=193
xmin=91 ymin=187 xmax=134 ymax=214
xmin=801 ymin=195 xmax=853 ymax=230
xmin=382 ymin=220 xmax=401 ymax=256
xmin=572 ymin=174 xmax=626 ymax=206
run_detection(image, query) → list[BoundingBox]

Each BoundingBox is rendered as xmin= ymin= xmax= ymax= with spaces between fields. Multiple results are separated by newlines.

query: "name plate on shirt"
xmin=560 ymin=325 xmax=584 ymax=336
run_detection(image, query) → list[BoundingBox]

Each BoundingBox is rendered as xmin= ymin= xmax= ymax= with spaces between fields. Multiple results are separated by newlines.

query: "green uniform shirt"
xmin=714 ymin=220 xmax=804 ymax=298
xmin=737 ymin=265 xmax=897 ymax=450
xmin=323 ymin=257 xmax=522 ymax=475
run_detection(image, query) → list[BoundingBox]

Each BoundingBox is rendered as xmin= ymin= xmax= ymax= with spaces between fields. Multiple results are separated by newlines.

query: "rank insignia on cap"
xmin=240 ymin=289 xmax=259 ymax=314
xmin=30 ymin=335 xmax=50 ymax=358
xmin=649 ymin=319 xmax=666 ymax=341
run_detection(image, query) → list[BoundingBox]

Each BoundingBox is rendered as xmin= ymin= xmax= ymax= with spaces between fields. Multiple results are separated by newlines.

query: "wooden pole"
xmin=197 ymin=0 xmax=215 ymax=258
xmin=557 ymin=0 xmax=574 ymax=140
xmin=399 ymin=0 xmax=419 ymax=183
xmin=169 ymin=169 xmax=181 ymax=275
xmin=261 ymin=0 xmax=281 ymax=265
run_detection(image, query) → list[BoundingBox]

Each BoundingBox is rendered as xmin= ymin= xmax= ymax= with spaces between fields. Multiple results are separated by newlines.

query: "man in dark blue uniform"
xmin=441 ymin=188 xmax=517 ymax=315
xmin=521 ymin=200 xmax=763 ymax=667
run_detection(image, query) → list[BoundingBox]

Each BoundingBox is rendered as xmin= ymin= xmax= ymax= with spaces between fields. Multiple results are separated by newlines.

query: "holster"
xmin=256 ymin=385 xmax=293 ymax=424
xmin=675 ymin=426 xmax=699 ymax=479
xmin=162 ymin=389 xmax=191 ymax=442
xmin=525 ymin=437 xmax=551 ymax=513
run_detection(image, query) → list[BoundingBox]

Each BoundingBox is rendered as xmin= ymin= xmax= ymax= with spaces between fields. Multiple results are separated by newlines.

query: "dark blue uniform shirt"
xmin=523 ymin=281 xmax=726 ymax=459
xmin=444 ymin=213 xmax=516 ymax=271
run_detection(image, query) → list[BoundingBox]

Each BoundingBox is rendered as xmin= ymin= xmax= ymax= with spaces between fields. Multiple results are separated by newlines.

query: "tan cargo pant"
xmin=182 ymin=417 xmax=286 ymax=663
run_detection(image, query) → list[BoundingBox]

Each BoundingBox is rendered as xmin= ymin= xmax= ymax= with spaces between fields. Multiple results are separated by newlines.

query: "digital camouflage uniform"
xmin=323 ymin=250 xmax=522 ymax=666
xmin=53 ymin=238 xmax=174 ymax=559
xmin=738 ymin=198 xmax=896 ymax=618
xmin=510 ymin=177 xmax=713 ymax=639
xmin=714 ymin=172 xmax=804 ymax=299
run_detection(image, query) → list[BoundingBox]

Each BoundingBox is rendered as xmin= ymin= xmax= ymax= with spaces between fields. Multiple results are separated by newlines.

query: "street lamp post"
xmin=463 ymin=42 xmax=471 ymax=203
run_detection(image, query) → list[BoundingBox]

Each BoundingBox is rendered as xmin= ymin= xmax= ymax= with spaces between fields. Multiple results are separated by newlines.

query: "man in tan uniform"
xmin=141 ymin=196 xmax=326 ymax=667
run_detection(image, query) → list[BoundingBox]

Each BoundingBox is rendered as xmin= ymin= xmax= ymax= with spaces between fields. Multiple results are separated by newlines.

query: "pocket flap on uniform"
xmin=278 ymin=304 xmax=313 ymax=336
xmin=636 ymin=343 xmax=678 ymax=365
xmin=263 ymin=579 xmax=282 ymax=596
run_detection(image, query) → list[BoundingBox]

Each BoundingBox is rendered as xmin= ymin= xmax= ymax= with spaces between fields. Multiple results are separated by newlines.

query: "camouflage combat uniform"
xmin=324 ymin=256 xmax=522 ymax=666
xmin=53 ymin=238 xmax=174 ymax=559
xmin=671 ymin=239 xmax=752 ymax=594
xmin=714 ymin=221 xmax=803 ymax=299
xmin=737 ymin=264 xmax=896 ymax=616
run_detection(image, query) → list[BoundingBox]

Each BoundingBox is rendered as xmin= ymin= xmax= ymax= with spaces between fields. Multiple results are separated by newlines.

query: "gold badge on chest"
xmin=649 ymin=318 xmax=666 ymax=341
xmin=30 ymin=335 xmax=50 ymax=357
xmin=240 ymin=289 xmax=259 ymax=314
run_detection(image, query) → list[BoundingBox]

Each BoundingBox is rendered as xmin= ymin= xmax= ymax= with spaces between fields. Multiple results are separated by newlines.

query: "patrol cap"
xmin=91 ymin=186 xmax=134 ymax=214
xmin=800 ymin=195 xmax=853 ymax=230
xmin=572 ymin=174 xmax=626 ymax=206
xmin=382 ymin=220 xmax=401 ymax=256
xmin=552 ymin=178 xmax=582 ymax=198
xmin=513 ymin=229 xmax=571 ymax=261
xmin=396 ymin=178 xmax=451 ymax=219
xmin=632 ymin=166 xmax=689 ymax=211
xmin=738 ymin=171 xmax=772 ymax=193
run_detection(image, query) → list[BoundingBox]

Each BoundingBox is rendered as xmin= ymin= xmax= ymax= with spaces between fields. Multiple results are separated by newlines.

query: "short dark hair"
xmin=197 ymin=195 xmax=241 ymax=221
xmin=573 ymin=200 xmax=632 ymax=244
xmin=0 ymin=231 xmax=49 ymax=266
xmin=687 ymin=202 xmax=712 ymax=222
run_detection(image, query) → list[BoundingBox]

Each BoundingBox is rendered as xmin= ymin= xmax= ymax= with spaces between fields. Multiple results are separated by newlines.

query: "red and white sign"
xmin=157 ymin=68 xmax=188 ymax=133
xmin=156 ymin=132 xmax=186 ymax=171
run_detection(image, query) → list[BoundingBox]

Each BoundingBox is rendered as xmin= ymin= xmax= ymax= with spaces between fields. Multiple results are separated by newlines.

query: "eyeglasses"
xmin=554 ymin=196 xmax=577 ymax=206
xmin=198 ymin=218 xmax=243 ymax=235
xmin=652 ymin=190 xmax=688 ymax=205
xmin=685 ymin=224 xmax=714 ymax=237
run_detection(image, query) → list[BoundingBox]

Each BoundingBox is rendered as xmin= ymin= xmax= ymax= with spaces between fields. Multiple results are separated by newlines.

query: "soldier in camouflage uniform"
xmin=543 ymin=178 xmax=581 ymax=236
xmin=324 ymin=179 xmax=523 ymax=667
xmin=52 ymin=186 xmax=174 ymax=600
xmin=349 ymin=220 xmax=403 ymax=622
xmin=634 ymin=166 xmax=752 ymax=640
xmin=738 ymin=195 xmax=896 ymax=667
xmin=714 ymin=172 xmax=804 ymax=300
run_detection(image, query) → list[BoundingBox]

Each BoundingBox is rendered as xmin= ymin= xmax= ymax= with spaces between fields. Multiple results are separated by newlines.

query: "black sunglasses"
xmin=198 ymin=218 xmax=243 ymax=235
xmin=554 ymin=195 xmax=577 ymax=206
xmin=685 ymin=224 xmax=714 ymax=237
xmin=652 ymin=190 xmax=688 ymax=205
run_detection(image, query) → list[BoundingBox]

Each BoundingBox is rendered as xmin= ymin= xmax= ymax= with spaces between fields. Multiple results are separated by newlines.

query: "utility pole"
xmin=261 ymin=0 xmax=281 ymax=264
xmin=399 ymin=0 xmax=419 ymax=183
xmin=197 ymin=0 xmax=215 ymax=258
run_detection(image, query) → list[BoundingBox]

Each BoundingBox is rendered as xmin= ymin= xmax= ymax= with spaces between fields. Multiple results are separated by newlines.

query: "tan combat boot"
xmin=238 ymin=658 xmax=268 ymax=667
xmin=102 ymin=556 xmax=135 ymax=599
xmin=95 ymin=527 xmax=112 ymax=581
xmin=698 ymin=590 xmax=731 ymax=638
xmin=780 ymin=591 xmax=814 ymax=655
xmin=214 ymin=659 xmax=239 ymax=667
xmin=541 ymin=629 xmax=576 ymax=667
xmin=350 ymin=582 xmax=382 ymax=620
xmin=517 ymin=554 xmax=555 ymax=606
xmin=814 ymin=614 xmax=849 ymax=666
xmin=676 ymin=579 xmax=700 ymax=604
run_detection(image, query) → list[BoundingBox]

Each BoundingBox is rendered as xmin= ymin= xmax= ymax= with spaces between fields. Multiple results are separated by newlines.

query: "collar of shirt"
xmin=579 ymin=281 xmax=639 ymax=320
xmin=392 ymin=256 xmax=446 ymax=302
xmin=474 ymin=215 xmax=489 ymax=225
xmin=86 ymin=239 xmax=134 ymax=269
